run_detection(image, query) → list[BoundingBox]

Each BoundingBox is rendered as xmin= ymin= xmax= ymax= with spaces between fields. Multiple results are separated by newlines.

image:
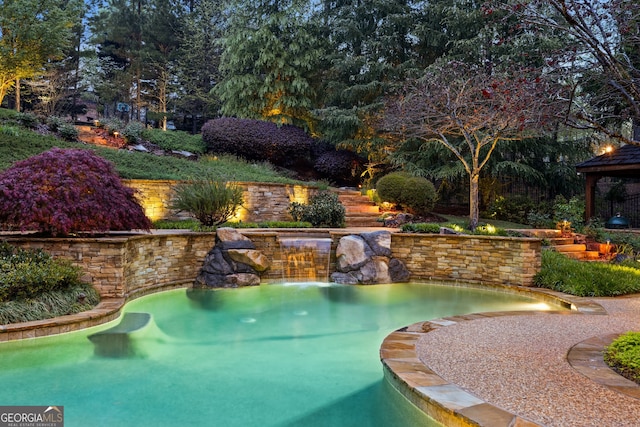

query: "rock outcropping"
xmin=194 ymin=228 xmax=270 ymax=288
xmin=331 ymin=231 xmax=410 ymax=284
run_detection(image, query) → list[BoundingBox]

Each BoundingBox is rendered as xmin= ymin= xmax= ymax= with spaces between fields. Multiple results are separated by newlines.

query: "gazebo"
xmin=575 ymin=144 xmax=640 ymax=224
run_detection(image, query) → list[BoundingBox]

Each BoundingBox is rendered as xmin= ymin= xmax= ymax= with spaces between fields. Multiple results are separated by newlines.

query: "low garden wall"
xmin=122 ymin=179 xmax=318 ymax=223
xmin=5 ymin=230 xmax=541 ymax=299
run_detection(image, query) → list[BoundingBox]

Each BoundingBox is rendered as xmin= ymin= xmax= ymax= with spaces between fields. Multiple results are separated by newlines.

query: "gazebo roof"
xmin=575 ymin=144 xmax=640 ymax=176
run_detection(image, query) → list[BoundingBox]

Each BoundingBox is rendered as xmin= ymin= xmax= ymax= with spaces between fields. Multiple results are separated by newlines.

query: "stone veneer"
xmin=1 ymin=230 xmax=540 ymax=341
xmin=389 ymin=233 xmax=541 ymax=287
xmin=4 ymin=232 xmax=214 ymax=298
xmin=5 ymin=230 xmax=540 ymax=300
xmin=122 ymin=179 xmax=318 ymax=222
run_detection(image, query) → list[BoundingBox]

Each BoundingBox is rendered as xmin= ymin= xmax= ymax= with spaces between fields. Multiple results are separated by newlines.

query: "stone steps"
xmin=334 ymin=189 xmax=381 ymax=227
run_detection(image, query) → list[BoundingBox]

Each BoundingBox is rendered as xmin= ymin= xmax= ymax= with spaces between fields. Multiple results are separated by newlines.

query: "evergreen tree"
xmin=215 ymin=0 xmax=323 ymax=129
xmin=175 ymin=0 xmax=224 ymax=133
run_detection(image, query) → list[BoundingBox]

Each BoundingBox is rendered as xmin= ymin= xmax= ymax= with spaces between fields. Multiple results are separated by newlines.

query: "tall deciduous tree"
xmin=215 ymin=0 xmax=323 ymax=129
xmin=500 ymin=0 xmax=640 ymax=142
xmin=0 ymin=0 xmax=83 ymax=109
xmin=383 ymin=62 xmax=569 ymax=229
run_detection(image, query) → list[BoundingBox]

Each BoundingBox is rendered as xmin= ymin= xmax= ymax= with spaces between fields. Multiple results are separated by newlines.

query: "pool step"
xmin=88 ymin=312 xmax=151 ymax=357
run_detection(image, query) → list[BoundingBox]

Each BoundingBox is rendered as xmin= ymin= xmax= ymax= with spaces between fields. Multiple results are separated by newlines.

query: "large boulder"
xmin=194 ymin=229 xmax=269 ymax=288
xmin=336 ymin=235 xmax=374 ymax=272
xmin=227 ymin=249 xmax=271 ymax=272
xmin=333 ymin=231 xmax=410 ymax=285
xmin=360 ymin=231 xmax=392 ymax=257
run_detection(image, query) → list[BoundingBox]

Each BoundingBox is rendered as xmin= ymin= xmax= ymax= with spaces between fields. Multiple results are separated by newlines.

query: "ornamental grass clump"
xmin=171 ymin=179 xmax=244 ymax=227
xmin=0 ymin=148 xmax=152 ymax=236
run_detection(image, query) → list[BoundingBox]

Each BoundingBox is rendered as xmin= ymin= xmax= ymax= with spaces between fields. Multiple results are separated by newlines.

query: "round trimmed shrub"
xmin=0 ymin=148 xmax=152 ymax=236
xmin=399 ymin=177 xmax=437 ymax=215
xmin=375 ymin=172 xmax=412 ymax=205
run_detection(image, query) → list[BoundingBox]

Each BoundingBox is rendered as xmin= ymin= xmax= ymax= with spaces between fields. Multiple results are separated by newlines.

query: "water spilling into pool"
xmin=278 ymin=236 xmax=332 ymax=282
xmin=0 ymin=283 xmax=557 ymax=426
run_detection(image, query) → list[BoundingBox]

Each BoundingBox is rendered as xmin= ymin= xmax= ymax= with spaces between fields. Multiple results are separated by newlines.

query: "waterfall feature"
xmin=278 ymin=236 xmax=332 ymax=283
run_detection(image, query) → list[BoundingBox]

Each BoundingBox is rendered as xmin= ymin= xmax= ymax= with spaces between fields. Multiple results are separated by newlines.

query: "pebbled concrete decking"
xmin=381 ymin=288 xmax=640 ymax=427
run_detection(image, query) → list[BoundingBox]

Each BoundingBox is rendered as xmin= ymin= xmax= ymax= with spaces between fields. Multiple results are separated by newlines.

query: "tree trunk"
xmin=15 ymin=78 xmax=20 ymax=112
xmin=469 ymin=172 xmax=480 ymax=230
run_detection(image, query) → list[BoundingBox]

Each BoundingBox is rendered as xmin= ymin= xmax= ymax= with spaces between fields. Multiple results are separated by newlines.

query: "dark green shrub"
xmin=604 ymin=332 xmax=640 ymax=384
xmin=0 ymin=108 xmax=20 ymax=121
xmin=376 ymin=172 xmax=411 ymax=205
xmin=0 ymin=242 xmax=84 ymax=303
xmin=401 ymin=223 xmax=441 ymax=233
xmin=17 ymin=112 xmax=39 ymax=128
xmin=171 ymin=179 xmax=244 ymax=227
xmin=0 ymin=148 xmax=152 ymax=236
xmin=399 ymin=176 xmax=437 ymax=215
xmin=122 ymin=121 xmax=146 ymax=144
xmin=46 ymin=116 xmax=66 ymax=132
xmin=552 ymin=195 xmax=585 ymax=228
xmin=289 ymin=191 xmax=345 ymax=227
xmin=486 ymin=195 xmax=537 ymax=224
xmin=57 ymin=123 xmax=78 ymax=141
xmin=377 ymin=172 xmax=437 ymax=215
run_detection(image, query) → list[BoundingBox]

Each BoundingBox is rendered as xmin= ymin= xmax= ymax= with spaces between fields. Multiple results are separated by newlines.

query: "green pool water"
xmin=0 ymin=283 xmax=554 ymax=426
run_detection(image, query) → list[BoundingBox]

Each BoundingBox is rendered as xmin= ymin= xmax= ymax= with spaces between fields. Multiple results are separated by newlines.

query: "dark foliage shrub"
xmin=486 ymin=195 xmax=537 ymax=224
xmin=376 ymin=172 xmax=412 ymax=205
xmin=202 ymin=117 xmax=313 ymax=167
xmin=401 ymin=223 xmax=441 ymax=233
xmin=17 ymin=112 xmax=39 ymax=129
xmin=122 ymin=121 xmax=146 ymax=144
xmin=0 ymin=148 xmax=152 ymax=236
xmin=46 ymin=116 xmax=65 ymax=132
xmin=399 ymin=177 xmax=437 ymax=215
xmin=171 ymin=179 xmax=244 ymax=226
xmin=0 ymin=241 xmax=83 ymax=302
xmin=289 ymin=191 xmax=345 ymax=227
xmin=57 ymin=123 xmax=78 ymax=141
xmin=313 ymin=149 xmax=364 ymax=186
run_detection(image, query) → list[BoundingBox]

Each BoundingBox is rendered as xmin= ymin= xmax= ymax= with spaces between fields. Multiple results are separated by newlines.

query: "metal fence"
xmin=595 ymin=193 xmax=640 ymax=228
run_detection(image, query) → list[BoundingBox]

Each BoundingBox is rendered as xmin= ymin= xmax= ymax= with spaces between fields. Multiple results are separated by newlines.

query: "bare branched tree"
xmin=382 ymin=62 xmax=569 ymax=229
xmin=498 ymin=0 xmax=640 ymax=142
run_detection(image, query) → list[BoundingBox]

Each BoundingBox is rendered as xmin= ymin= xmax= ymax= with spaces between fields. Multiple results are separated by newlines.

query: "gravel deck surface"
xmin=415 ymin=296 xmax=640 ymax=427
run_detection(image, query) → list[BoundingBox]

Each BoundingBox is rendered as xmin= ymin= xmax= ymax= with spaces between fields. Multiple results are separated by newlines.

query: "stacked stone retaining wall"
xmin=122 ymin=179 xmax=318 ymax=223
xmin=4 ymin=231 xmax=541 ymax=299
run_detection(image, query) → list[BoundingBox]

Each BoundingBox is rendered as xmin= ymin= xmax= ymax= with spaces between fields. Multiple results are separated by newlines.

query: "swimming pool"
xmin=0 ymin=283 xmax=555 ymax=426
